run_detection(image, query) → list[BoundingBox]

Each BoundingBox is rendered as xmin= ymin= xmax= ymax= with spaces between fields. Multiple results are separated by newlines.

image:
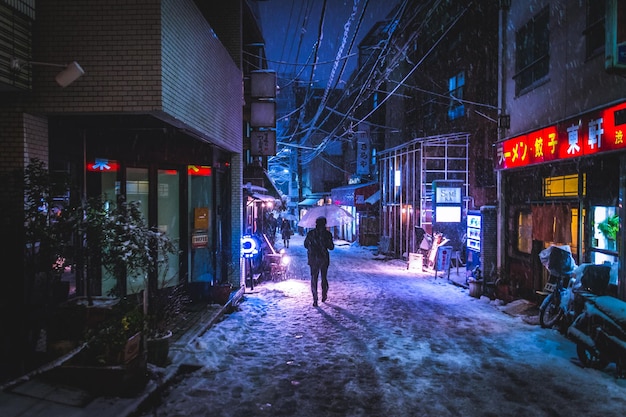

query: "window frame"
xmin=517 ymin=210 xmax=533 ymax=255
xmin=584 ymin=0 xmax=606 ymax=59
xmin=514 ymin=7 xmax=550 ymax=95
xmin=447 ymin=71 xmax=465 ymax=121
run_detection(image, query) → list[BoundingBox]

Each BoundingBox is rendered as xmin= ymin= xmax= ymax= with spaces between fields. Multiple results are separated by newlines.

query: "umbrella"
xmin=281 ymin=213 xmax=298 ymax=221
xmin=298 ymin=205 xmax=354 ymax=228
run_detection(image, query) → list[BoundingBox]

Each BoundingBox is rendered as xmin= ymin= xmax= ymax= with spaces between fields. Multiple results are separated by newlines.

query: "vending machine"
xmin=465 ymin=210 xmax=481 ymax=277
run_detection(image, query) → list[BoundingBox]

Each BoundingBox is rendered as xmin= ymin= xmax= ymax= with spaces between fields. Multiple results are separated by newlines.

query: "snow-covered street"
xmin=142 ymin=234 xmax=626 ymax=417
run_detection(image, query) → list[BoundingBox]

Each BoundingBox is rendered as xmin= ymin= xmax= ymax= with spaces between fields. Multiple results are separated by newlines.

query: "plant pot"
xmin=211 ymin=284 xmax=233 ymax=305
xmin=147 ymin=330 xmax=173 ymax=367
xmin=496 ymin=283 xmax=512 ymax=302
xmin=468 ymin=280 xmax=483 ymax=298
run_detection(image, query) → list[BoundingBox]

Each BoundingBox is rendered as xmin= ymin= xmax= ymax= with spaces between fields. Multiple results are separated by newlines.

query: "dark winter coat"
xmin=282 ymin=224 xmax=292 ymax=240
xmin=304 ymin=226 xmax=334 ymax=266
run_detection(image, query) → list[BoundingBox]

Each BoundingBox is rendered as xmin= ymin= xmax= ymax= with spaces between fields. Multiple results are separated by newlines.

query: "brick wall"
xmin=7 ymin=0 xmax=242 ymax=153
xmin=230 ymin=153 xmax=243 ymax=286
xmin=0 ymin=110 xmax=27 ymax=175
xmin=31 ymin=0 xmax=162 ymax=113
xmin=23 ymin=113 xmax=49 ymax=165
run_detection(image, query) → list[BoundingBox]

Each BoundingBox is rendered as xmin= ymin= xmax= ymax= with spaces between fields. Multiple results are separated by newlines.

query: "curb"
xmin=128 ymin=286 xmax=246 ymax=416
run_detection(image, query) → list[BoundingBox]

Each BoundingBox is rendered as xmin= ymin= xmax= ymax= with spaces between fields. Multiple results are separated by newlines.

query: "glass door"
xmin=125 ymin=167 xmax=150 ymax=294
xmin=158 ymin=169 xmax=180 ymax=288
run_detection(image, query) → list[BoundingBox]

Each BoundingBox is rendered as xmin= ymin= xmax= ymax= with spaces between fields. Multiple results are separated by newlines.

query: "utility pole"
xmin=297 ymin=147 xmax=303 ymax=203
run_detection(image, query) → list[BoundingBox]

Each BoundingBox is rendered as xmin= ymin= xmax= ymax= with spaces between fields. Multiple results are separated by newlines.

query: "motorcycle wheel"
xmin=540 ymin=294 xmax=563 ymax=328
xmin=576 ymin=343 xmax=609 ymax=370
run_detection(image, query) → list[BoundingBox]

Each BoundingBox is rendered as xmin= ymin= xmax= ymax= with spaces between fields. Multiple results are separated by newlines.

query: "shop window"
xmin=514 ymin=7 xmax=549 ymax=95
xmin=157 ymin=169 xmax=180 ymax=289
xmin=517 ymin=211 xmax=532 ymax=254
xmin=592 ymin=206 xmax=619 ymax=255
xmin=125 ymin=167 xmax=150 ymax=294
xmin=543 ymin=174 xmax=585 ymax=198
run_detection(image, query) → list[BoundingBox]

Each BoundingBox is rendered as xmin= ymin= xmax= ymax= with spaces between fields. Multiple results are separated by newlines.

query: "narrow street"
xmin=142 ymin=234 xmax=626 ymax=417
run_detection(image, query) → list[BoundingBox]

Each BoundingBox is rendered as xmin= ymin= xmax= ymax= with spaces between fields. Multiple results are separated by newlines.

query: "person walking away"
xmin=281 ymin=219 xmax=292 ymax=248
xmin=304 ymin=216 xmax=334 ymax=306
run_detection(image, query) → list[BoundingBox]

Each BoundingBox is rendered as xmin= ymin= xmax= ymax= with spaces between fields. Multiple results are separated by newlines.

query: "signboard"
xmin=432 ymin=180 xmax=463 ymax=224
xmin=356 ymin=135 xmax=371 ymax=175
xmin=250 ymin=70 xmax=277 ymax=98
xmin=251 ymin=130 xmax=277 ymax=156
xmin=87 ymin=158 xmax=119 ymax=172
xmin=194 ymin=207 xmax=209 ymax=229
xmin=495 ymin=101 xmax=626 ymax=170
xmin=250 ymin=101 xmax=276 ymax=127
xmin=192 ymin=231 xmax=208 ymax=248
xmin=241 ymin=235 xmax=259 ymax=258
xmin=435 ymin=245 xmax=454 ymax=279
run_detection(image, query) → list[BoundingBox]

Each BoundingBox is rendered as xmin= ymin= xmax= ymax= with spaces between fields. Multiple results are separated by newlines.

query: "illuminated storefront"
xmin=495 ymin=101 xmax=626 ymax=299
xmin=330 ymin=182 xmax=378 ymax=243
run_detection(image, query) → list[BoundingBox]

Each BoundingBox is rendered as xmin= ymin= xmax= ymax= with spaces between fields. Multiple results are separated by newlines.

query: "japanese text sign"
xmin=495 ymin=101 xmax=626 ymax=170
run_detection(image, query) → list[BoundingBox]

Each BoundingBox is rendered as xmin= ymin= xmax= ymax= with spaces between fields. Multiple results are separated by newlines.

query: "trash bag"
xmin=539 ymin=245 xmax=577 ymax=278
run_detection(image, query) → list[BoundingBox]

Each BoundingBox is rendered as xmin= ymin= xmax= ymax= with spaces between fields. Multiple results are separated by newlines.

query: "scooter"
xmin=539 ymin=273 xmax=578 ymax=332
xmin=538 ymin=245 xmax=579 ymax=332
xmin=566 ymin=288 xmax=626 ymax=378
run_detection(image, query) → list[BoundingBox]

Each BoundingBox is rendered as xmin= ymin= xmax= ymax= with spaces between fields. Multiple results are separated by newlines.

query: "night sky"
xmin=258 ymin=0 xmax=401 ymax=88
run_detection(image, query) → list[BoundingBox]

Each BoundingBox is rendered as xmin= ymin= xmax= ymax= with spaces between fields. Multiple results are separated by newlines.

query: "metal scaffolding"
xmin=379 ymin=132 xmax=469 ymax=258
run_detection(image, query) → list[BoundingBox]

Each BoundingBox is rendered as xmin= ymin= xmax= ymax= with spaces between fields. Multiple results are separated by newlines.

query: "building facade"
xmin=370 ymin=0 xmax=500 ymax=259
xmin=0 ymin=0 xmax=267 ymax=382
xmin=496 ymin=0 xmax=626 ymax=300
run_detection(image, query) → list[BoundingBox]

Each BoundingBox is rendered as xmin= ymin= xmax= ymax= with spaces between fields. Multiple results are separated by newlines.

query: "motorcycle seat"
xmin=536 ymin=282 xmax=556 ymax=297
xmin=586 ymin=295 xmax=626 ymax=330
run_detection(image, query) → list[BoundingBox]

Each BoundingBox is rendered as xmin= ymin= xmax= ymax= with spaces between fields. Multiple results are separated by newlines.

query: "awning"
xmin=330 ymin=182 xmax=378 ymax=207
xmin=243 ymin=166 xmax=281 ymax=199
xmin=252 ymin=193 xmax=276 ymax=202
xmin=298 ymin=197 xmax=322 ymax=206
xmin=365 ymin=190 xmax=380 ymax=205
xmin=242 ymin=182 xmax=267 ymax=193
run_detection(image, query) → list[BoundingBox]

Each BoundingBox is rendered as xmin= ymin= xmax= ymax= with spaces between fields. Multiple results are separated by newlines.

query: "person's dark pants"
xmin=310 ymin=261 xmax=329 ymax=304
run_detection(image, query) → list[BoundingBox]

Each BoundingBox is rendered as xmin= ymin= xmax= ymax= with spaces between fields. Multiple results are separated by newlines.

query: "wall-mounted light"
xmin=10 ymin=58 xmax=85 ymax=87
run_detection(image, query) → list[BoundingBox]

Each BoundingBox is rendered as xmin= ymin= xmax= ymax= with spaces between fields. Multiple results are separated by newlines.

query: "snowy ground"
xmin=141 ymin=234 xmax=626 ymax=417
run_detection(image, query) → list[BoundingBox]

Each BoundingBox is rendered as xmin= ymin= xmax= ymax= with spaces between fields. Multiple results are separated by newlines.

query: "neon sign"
xmin=87 ymin=158 xmax=119 ymax=172
xmin=495 ymin=101 xmax=626 ymax=170
xmin=188 ymin=165 xmax=212 ymax=176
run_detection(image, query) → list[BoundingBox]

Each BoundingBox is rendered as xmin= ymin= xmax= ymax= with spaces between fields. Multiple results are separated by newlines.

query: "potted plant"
xmin=78 ymin=299 xmax=144 ymax=366
xmin=145 ymin=283 xmax=190 ymax=366
xmin=47 ymin=298 xmax=148 ymax=396
xmin=467 ymin=266 xmax=483 ymax=298
xmin=210 ymin=257 xmax=236 ymax=305
xmin=23 ymin=158 xmax=72 ymax=307
xmin=51 ymin=198 xmax=181 ymax=391
xmin=95 ymin=197 xmax=182 ymax=366
xmin=492 ymin=268 xmax=515 ymax=303
xmin=598 ymin=213 xmax=619 ymax=250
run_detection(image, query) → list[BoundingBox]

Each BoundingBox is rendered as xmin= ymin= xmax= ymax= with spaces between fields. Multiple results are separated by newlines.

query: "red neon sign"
xmin=87 ymin=159 xmax=119 ymax=172
xmin=187 ymin=165 xmax=212 ymax=176
xmin=496 ymin=101 xmax=626 ymax=169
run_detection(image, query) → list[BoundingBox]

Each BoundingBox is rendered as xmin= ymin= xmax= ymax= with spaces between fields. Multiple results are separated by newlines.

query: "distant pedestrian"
xmin=304 ymin=216 xmax=334 ymax=306
xmin=281 ymin=219 xmax=292 ymax=248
